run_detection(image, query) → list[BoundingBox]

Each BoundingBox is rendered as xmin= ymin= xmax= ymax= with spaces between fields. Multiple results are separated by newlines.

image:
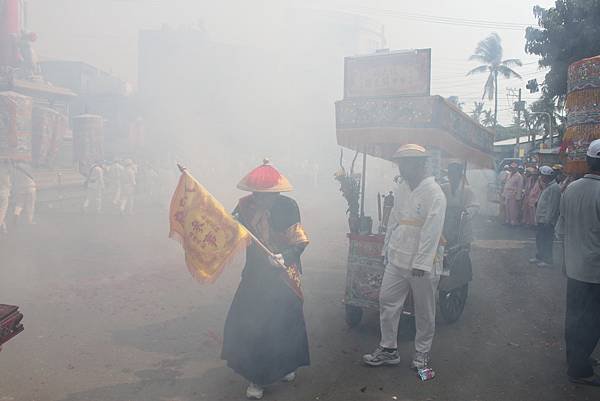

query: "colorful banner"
xmin=169 ymin=170 xmax=251 ymax=283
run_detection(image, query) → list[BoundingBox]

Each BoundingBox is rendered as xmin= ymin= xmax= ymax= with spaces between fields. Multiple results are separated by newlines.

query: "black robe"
xmin=221 ymin=194 xmax=310 ymax=386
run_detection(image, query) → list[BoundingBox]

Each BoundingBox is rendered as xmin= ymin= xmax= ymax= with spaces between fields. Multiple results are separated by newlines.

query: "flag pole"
xmin=176 ymin=163 xmax=283 ymax=265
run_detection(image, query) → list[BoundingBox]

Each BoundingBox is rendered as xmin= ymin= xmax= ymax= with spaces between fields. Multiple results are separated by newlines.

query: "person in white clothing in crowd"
xmin=106 ymin=159 xmax=124 ymax=206
xmin=13 ymin=161 xmax=37 ymax=225
xmin=363 ymin=144 xmax=447 ymax=374
xmin=119 ymin=159 xmax=137 ymax=215
xmin=83 ymin=161 xmax=105 ymax=214
xmin=0 ymin=160 xmax=12 ymax=234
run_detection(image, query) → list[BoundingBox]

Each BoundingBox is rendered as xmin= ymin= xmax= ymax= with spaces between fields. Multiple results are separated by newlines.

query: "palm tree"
xmin=482 ymin=109 xmax=495 ymax=127
xmin=471 ymin=101 xmax=485 ymax=123
xmin=467 ymin=33 xmax=522 ymax=127
xmin=528 ymin=95 xmax=566 ymax=148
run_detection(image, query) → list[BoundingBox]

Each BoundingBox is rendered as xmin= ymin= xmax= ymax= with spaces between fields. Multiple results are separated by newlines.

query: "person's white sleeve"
xmin=382 ymin=202 xmax=399 ymax=256
xmin=556 ymin=193 xmax=565 ymax=238
xmin=550 ymin=186 xmax=562 ymax=225
xmin=412 ymin=194 xmax=446 ymax=272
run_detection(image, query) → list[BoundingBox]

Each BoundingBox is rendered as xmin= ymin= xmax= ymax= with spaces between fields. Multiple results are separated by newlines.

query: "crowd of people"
xmin=497 ymin=161 xmax=565 ymax=268
xmin=82 ymin=159 xmax=139 ymax=215
xmin=0 ymin=157 xmax=145 ymax=237
xmin=222 ymin=141 xmax=600 ymax=399
xmin=4 ymin=143 xmax=600 ymax=396
xmin=491 ymin=144 xmax=600 ymax=386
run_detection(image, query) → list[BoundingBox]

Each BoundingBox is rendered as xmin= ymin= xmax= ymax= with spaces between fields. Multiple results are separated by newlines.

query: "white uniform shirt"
xmin=383 ymin=176 xmax=447 ymax=275
xmin=121 ymin=165 xmax=137 ymax=190
xmin=107 ymin=163 xmax=124 ymax=186
xmin=535 ymin=181 xmax=561 ymax=225
xmin=0 ymin=162 xmax=11 ymax=196
xmin=87 ymin=166 xmax=105 ymax=190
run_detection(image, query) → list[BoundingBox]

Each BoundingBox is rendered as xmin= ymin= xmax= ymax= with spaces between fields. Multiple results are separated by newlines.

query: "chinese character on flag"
xmin=169 ymin=169 xmax=250 ymax=283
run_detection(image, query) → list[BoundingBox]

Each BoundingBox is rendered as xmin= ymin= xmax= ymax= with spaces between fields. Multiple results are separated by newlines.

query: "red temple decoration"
xmin=0 ymin=0 xmax=24 ymax=66
xmin=564 ymin=55 xmax=600 ymax=174
xmin=0 ymin=91 xmax=33 ymax=161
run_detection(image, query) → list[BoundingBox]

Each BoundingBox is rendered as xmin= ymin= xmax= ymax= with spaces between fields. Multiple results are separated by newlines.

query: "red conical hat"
xmin=237 ymin=159 xmax=293 ymax=192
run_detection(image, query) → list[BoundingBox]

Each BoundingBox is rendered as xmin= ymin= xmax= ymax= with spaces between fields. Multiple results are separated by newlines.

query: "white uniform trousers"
xmin=0 ymin=191 xmax=9 ymax=232
xmin=119 ymin=186 xmax=135 ymax=214
xmin=83 ymin=186 xmax=103 ymax=213
xmin=379 ymin=264 xmax=440 ymax=353
xmin=14 ymin=188 xmax=36 ymax=224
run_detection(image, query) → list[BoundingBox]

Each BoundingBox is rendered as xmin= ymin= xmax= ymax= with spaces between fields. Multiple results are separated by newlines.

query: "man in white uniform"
xmin=0 ymin=160 xmax=12 ymax=234
xmin=13 ymin=161 xmax=37 ymax=225
xmin=363 ymin=144 xmax=447 ymax=372
xmin=83 ymin=162 xmax=105 ymax=213
xmin=106 ymin=160 xmax=124 ymax=206
xmin=119 ymin=159 xmax=137 ymax=215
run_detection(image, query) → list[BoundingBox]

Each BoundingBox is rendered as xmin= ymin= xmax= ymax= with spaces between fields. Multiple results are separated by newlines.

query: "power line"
xmin=353 ymin=6 xmax=531 ymax=28
xmin=312 ymin=7 xmax=534 ymax=31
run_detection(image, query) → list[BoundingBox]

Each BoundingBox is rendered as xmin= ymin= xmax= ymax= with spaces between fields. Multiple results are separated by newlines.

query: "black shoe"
xmin=569 ymin=374 xmax=600 ymax=386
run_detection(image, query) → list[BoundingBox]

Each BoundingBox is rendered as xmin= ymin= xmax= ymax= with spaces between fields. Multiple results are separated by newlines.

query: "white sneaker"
xmin=246 ymin=383 xmax=264 ymax=400
xmin=537 ymin=261 xmax=551 ymax=268
xmin=282 ymin=372 xmax=296 ymax=382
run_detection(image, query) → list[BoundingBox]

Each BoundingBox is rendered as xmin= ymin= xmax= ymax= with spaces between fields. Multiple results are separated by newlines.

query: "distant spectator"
xmin=497 ymin=165 xmax=510 ymax=222
xmin=502 ymin=162 xmax=524 ymax=226
xmin=83 ymin=162 xmax=105 ymax=214
xmin=119 ymin=159 xmax=137 ymax=215
xmin=0 ymin=160 xmax=12 ymax=234
xmin=12 ymin=161 xmax=36 ymax=225
xmin=530 ymin=166 xmax=561 ymax=268
xmin=522 ymin=167 xmax=541 ymax=227
xmin=557 ymin=139 xmax=600 ymax=386
xmin=106 ymin=160 xmax=124 ymax=206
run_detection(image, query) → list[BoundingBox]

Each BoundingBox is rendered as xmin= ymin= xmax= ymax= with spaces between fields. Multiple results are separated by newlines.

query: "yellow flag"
xmin=169 ymin=171 xmax=250 ymax=283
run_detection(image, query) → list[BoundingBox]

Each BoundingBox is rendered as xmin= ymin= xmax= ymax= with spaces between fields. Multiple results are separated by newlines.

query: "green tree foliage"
xmin=528 ymin=97 xmax=566 ymax=143
xmin=467 ymin=33 xmax=522 ymax=126
xmin=525 ymin=0 xmax=600 ymax=100
xmin=495 ymin=125 xmax=524 ymax=141
xmin=482 ymin=109 xmax=496 ymax=127
xmin=471 ymin=101 xmax=485 ymax=123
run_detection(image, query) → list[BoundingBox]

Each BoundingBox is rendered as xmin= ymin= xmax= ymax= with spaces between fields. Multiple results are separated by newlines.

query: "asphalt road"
xmin=0 ymin=192 xmax=599 ymax=401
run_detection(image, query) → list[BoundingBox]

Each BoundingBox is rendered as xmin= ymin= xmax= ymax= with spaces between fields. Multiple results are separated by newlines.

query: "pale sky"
xmin=28 ymin=0 xmax=556 ymax=125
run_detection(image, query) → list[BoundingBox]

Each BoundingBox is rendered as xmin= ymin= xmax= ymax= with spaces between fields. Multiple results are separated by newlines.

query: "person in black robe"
xmin=222 ymin=161 xmax=310 ymax=399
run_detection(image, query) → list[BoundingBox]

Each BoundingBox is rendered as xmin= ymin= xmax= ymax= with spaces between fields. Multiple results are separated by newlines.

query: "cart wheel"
xmin=345 ymin=305 xmax=363 ymax=328
xmin=439 ymin=283 xmax=468 ymax=323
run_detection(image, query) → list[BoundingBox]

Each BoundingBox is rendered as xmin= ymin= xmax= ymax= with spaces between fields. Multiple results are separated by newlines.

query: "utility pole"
xmin=513 ymin=89 xmax=526 ymax=157
xmin=516 ymin=89 xmax=522 ymax=146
